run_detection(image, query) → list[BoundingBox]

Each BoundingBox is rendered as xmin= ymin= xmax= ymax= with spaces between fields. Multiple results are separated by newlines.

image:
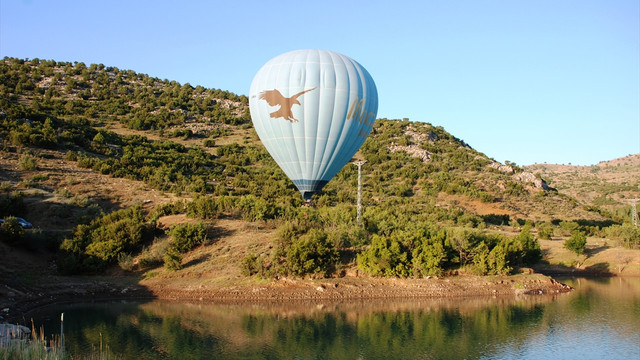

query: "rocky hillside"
xmin=0 ymin=56 xmax=606 ymax=228
xmin=525 ymin=153 xmax=640 ymax=220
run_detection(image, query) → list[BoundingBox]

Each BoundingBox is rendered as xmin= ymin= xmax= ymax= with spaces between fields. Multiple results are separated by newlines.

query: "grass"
xmin=0 ymin=324 xmax=120 ymax=360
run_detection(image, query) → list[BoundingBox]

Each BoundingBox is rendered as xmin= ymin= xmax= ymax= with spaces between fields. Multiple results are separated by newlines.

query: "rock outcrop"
xmin=514 ymin=172 xmax=549 ymax=190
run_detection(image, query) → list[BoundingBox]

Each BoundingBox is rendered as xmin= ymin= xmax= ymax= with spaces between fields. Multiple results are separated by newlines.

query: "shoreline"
xmin=3 ymin=272 xmax=575 ymax=324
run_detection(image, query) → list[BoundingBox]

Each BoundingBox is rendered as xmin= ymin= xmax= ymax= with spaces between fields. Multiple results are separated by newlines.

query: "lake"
xmin=33 ymin=277 xmax=640 ymax=360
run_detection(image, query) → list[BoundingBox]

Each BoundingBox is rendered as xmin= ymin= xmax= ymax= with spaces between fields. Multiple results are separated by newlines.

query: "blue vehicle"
xmin=0 ymin=217 xmax=33 ymax=229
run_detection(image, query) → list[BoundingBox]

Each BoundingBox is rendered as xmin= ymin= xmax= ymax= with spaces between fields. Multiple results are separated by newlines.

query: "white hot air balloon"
xmin=249 ymin=49 xmax=378 ymax=201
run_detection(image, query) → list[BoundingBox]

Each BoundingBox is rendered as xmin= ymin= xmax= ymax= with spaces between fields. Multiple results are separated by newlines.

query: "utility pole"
xmin=353 ymin=160 xmax=366 ymax=226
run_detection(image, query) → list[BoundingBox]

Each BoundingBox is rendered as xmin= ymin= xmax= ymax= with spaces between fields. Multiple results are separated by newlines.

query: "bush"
xmin=412 ymin=239 xmax=446 ymax=277
xmin=18 ymin=154 xmax=37 ymax=170
xmin=164 ymin=246 xmax=183 ymax=271
xmin=118 ymin=252 xmax=135 ymax=271
xmin=64 ymin=150 xmax=78 ymax=161
xmin=564 ymin=231 xmax=587 ymax=256
xmin=514 ymin=224 xmax=542 ymax=266
xmin=604 ymin=224 xmax=640 ymax=249
xmin=0 ymin=216 xmax=25 ymax=245
xmin=487 ymin=239 xmax=513 ymax=275
xmin=357 ymin=235 xmax=411 ymax=277
xmin=536 ymin=222 xmax=554 ymax=240
xmin=58 ymin=206 xmax=150 ymax=274
xmin=241 ymin=253 xmax=259 ymax=276
xmin=169 ymin=222 xmax=206 ymax=253
xmin=285 ymin=228 xmax=338 ymax=277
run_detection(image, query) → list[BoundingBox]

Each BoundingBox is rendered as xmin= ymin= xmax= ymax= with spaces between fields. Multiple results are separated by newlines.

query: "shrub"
xmin=64 ymin=150 xmax=78 ymax=161
xmin=357 ymin=235 xmax=411 ymax=277
xmin=604 ymin=224 xmax=640 ymax=249
xmin=564 ymin=231 xmax=587 ymax=256
xmin=514 ymin=224 xmax=542 ymax=266
xmin=0 ymin=216 xmax=25 ymax=245
xmin=118 ymin=252 xmax=135 ymax=271
xmin=412 ymin=239 xmax=446 ymax=277
xmin=537 ymin=222 xmax=554 ymax=240
xmin=58 ymin=206 xmax=150 ymax=274
xmin=169 ymin=222 xmax=206 ymax=253
xmin=164 ymin=246 xmax=183 ymax=271
xmin=487 ymin=239 xmax=513 ymax=275
xmin=18 ymin=154 xmax=37 ymax=170
xmin=241 ymin=253 xmax=259 ymax=276
xmin=285 ymin=228 xmax=338 ymax=277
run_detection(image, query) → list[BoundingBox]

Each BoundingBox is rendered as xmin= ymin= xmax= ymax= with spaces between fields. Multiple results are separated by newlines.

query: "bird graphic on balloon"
xmin=259 ymin=87 xmax=316 ymax=122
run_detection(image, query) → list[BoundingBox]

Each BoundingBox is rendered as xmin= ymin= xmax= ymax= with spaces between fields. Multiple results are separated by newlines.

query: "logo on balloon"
xmin=347 ymin=97 xmax=376 ymax=138
xmin=258 ymin=87 xmax=316 ymax=123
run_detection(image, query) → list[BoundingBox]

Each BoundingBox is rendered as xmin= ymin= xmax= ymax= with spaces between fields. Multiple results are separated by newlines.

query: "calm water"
xmin=33 ymin=277 xmax=640 ymax=360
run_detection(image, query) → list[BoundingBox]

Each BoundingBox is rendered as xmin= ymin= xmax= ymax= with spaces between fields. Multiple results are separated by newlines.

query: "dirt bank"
xmin=141 ymin=273 xmax=572 ymax=302
xmin=2 ymin=273 xmax=571 ymax=324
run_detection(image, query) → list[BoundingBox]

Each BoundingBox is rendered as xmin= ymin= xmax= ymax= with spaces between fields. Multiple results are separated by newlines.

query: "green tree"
xmin=164 ymin=246 xmax=183 ymax=271
xmin=357 ymin=235 xmax=411 ymax=277
xmin=536 ymin=222 xmax=554 ymax=240
xmin=169 ymin=222 xmax=206 ymax=253
xmin=285 ymin=228 xmax=338 ymax=277
xmin=564 ymin=231 xmax=587 ymax=256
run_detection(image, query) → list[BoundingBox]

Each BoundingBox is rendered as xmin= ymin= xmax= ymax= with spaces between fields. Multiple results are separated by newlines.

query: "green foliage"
xmin=558 ymin=221 xmax=580 ymax=236
xmin=412 ymin=236 xmax=447 ymax=277
xmin=58 ymin=206 xmax=150 ymax=274
xmin=604 ymin=224 xmax=640 ymax=249
xmin=536 ymin=222 xmax=554 ymax=240
xmin=0 ymin=216 xmax=25 ymax=245
xmin=357 ymin=235 xmax=411 ymax=277
xmin=241 ymin=253 xmax=259 ymax=276
xmin=514 ymin=224 xmax=542 ymax=266
xmin=18 ymin=153 xmax=37 ymax=170
xmin=169 ymin=222 xmax=207 ymax=253
xmin=164 ymin=246 xmax=183 ymax=271
xmin=284 ymin=228 xmax=339 ymax=277
xmin=564 ymin=231 xmax=587 ymax=256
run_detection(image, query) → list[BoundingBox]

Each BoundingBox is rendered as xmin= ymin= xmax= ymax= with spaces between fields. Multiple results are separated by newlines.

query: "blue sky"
xmin=1 ymin=0 xmax=638 ymax=166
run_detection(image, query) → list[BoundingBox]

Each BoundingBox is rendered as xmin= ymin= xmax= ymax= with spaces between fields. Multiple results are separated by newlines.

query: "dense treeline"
xmin=1 ymin=57 xmax=637 ymax=279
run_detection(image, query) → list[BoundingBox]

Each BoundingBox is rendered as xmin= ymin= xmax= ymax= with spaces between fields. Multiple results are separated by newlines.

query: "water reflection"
xmin=34 ymin=277 xmax=640 ymax=360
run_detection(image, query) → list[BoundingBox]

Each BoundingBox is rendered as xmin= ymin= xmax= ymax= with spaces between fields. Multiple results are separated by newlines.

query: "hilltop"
xmin=0 ymin=57 xmax=638 ymax=321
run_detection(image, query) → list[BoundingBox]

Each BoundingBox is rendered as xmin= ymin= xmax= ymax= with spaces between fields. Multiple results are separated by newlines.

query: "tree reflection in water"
xmin=33 ymin=277 xmax=640 ymax=360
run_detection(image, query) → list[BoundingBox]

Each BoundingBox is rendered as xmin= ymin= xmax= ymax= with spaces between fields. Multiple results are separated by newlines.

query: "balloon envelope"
xmin=249 ymin=49 xmax=378 ymax=200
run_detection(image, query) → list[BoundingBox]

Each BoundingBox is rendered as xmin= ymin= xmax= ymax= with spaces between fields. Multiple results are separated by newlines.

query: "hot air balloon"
xmin=249 ymin=49 xmax=378 ymax=201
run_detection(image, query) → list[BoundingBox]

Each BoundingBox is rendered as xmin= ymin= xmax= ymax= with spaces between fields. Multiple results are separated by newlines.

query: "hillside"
xmin=0 ymin=57 xmax=609 ymax=229
xmin=525 ymin=154 xmax=640 ymax=220
xmin=0 ymin=57 xmax=638 ymax=320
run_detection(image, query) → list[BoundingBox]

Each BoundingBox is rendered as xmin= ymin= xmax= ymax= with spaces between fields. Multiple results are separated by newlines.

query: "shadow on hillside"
xmin=207 ymin=225 xmax=236 ymax=242
xmin=183 ymin=253 xmax=212 ymax=268
xmin=583 ymin=262 xmax=611 ymax=274
xmin=585 ymin=245 xmax=609 ymax=257
xmin=534 ymin=261 xmax=614 ymax=277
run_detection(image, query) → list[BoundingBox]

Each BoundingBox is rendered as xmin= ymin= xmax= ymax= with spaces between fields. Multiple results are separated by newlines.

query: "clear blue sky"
xmin=1 ymin=0 xmax=638 ymax=166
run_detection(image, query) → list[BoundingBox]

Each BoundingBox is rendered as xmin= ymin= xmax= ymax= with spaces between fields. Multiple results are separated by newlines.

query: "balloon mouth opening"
xmin=292 ymin=180 xmax=328 ymax=200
